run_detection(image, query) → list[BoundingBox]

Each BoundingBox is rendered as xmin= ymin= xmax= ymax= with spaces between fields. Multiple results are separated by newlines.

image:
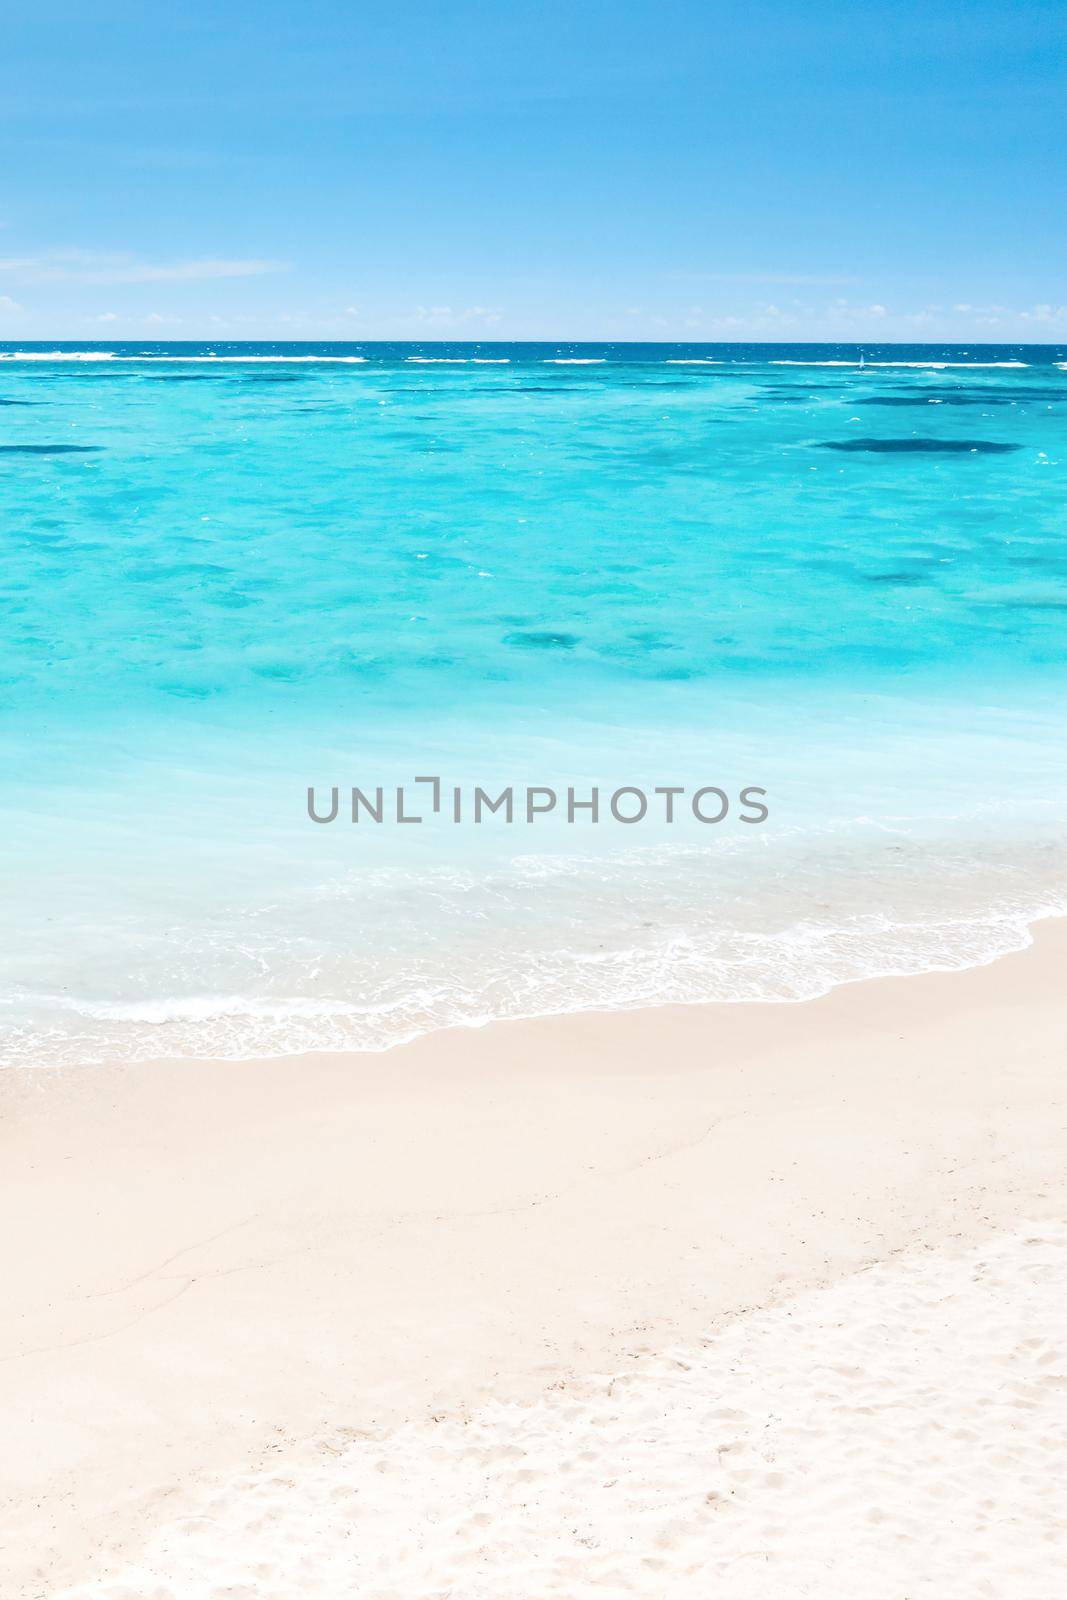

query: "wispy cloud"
xmin=409 ymin=304 xmax=503 ymax=329
xmin=676 ymin=299 xmax=888 ymax=333
xmin=96 ymin=258 xmax=286 ymax=284
xmin=952 ymin=301 xmax=1067 ymax=327
xmin=0 ymin=251 xmax=287 ymax=285
xmin=0 ymin=293 xmax=23 ymax=314
xmin=90 ymin=309 xmax=184 ymax=326
xmin=664 ymin=297 xmax=1067 ymax=336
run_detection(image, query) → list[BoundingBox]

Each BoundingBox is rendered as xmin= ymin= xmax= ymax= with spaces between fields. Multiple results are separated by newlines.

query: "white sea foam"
xmin=3 ymin=899 xmax=1059 ymax=1068
xmin=0 ymin=350 xmax=118 ymax=361
xmin=664 ymin=359 xmax=723 ymax=364
xmin=544 ymin=358 xmax=606 ymax=364
xmin=164 ymin=355 xmax=368 ymax=363
xmin=0 ymin=352 xmax=368 ymax=363
xmin=769 ymin=359 xmax=1030 ymax=369
xmin=40 ymin=993 xmax=399 ymax=1025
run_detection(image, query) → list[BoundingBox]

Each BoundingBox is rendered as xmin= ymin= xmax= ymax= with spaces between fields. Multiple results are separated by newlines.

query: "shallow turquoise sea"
xmin=2 ymin=341 xmax=1066 ymax=1064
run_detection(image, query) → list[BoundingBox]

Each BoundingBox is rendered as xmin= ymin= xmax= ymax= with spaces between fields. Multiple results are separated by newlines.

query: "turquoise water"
xmin=2 ymin=341 xmax=1066 ymax=1064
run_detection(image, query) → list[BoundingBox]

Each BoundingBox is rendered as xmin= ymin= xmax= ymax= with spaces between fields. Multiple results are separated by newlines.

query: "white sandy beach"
xmin=3 ymin=922 xmax=1066 ymax=1598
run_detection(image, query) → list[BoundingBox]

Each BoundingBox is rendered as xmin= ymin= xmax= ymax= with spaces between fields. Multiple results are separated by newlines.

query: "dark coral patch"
xmin=857 ymin=395 xmax=1016 ymax=408
xmin=504 ymin=629 xmax=581 ymax=650
xmin=820 ymin=438 xmax=1020 ymax=454
xmin=0 ymin=443 xmax=102 ymax=454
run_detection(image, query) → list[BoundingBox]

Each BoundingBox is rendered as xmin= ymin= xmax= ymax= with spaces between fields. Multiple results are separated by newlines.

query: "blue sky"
xmin=2 ymin=0 xmax=1064 ymax=340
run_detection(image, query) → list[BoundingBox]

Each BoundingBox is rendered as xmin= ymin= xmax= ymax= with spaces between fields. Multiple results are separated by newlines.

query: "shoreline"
xmin=3 ymin=920 xmax=1066 ymax=1595
xmin=7 ymin=900 xmax=1063 ymax=1073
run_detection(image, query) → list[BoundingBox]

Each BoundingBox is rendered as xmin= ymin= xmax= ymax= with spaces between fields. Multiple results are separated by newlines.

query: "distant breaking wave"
xmin=0 ymin=352 xmax=1050 ymax=371
xmin=0 ymin=352 xmax=369 ymax=363
xmin=770 ymin=360 xmax=1030 ymax=369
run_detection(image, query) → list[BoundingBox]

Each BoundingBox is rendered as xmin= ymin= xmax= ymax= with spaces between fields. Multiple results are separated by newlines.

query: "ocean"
xmin=2 ymin=340 xmax=1065 ymax=1065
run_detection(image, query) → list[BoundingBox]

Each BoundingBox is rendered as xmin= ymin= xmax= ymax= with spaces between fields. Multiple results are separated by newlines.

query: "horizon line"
xmin=2 ymin=337 xmax=1066 ymax=349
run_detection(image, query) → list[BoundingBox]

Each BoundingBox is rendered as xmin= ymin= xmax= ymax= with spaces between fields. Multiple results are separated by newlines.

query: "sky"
xmin=1 ymin=0 xmax=1065 ymax=341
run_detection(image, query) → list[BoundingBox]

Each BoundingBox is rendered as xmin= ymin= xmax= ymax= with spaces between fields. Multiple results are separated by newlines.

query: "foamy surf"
xmin=3 ymin=894 xmax=1059 ymax=1068
xmin=0 ymin=350 xmax=120 ymax=360
xmin=769 ymin=359 xmax=1030 ymax=369
xmin=0 ymin=352 xmax=369 ymax=363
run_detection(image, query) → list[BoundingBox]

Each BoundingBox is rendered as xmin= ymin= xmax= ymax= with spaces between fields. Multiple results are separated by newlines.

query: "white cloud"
xmin=823 ymin=300 xmax=889 ymax=323
xmin=1018 ymin=303 xmax=1067 ymax=324
xmin=948 ymin=301 xmax=1066 ymax=326
xmin=412 ymin=304 xmax=503 ymax=327
xmin=0 ymin=294 xmax=23 ymax=313
xmin=615 ymin=294 xmax=1067 ymax=340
